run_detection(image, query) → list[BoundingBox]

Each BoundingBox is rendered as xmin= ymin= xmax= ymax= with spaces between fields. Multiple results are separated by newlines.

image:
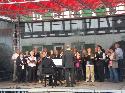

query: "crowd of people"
xmin=11 ymin=42 xmax=124 ymax=87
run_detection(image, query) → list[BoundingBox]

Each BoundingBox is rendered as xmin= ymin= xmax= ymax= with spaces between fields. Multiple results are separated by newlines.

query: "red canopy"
xmin=0 ymin=0 xmax=124 ymax=19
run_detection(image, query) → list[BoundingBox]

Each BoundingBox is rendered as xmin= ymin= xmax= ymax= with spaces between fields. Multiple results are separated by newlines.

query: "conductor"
xmin=62 ymin=45 xmax=75 ymax=87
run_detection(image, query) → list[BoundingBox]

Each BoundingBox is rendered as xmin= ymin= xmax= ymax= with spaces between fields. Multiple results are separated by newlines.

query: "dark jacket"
xmin=95 ymin=51 xmax=104 ymax=61
xmin=62 ymin=50 xmax=75 ymax=68
xmin=42 ymin=57 xmax=56 ymax=74
xmin=16 ymin=56 xmax=27 ymax=71
xmin=34 ymin=52 xmax=40 ymax=61
xmin=85 ymin=54 xmax=94 ymax=65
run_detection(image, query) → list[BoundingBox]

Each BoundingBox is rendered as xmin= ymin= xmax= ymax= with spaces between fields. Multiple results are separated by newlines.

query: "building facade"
xmin=20 ymin=15 xmax=125 ymax=51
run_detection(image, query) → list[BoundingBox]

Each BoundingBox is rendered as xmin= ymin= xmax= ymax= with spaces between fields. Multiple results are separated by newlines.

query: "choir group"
xmin=11 ymin=42 xmax=124 ymax=87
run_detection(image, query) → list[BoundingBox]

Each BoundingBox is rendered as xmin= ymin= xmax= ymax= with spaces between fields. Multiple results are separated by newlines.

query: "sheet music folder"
xmin=52 ymin=59 xmax=62 ymax=67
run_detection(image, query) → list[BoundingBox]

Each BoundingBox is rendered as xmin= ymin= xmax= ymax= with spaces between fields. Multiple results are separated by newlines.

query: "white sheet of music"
xmin=52 ymin=59 xmax=62 ymax=66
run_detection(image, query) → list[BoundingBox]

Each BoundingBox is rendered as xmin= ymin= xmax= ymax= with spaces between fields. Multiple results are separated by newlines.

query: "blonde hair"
xmin=30 ymin=51 xmax=34 ymax=56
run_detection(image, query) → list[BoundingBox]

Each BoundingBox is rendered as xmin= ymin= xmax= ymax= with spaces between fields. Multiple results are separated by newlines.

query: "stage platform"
xmin=0 ymin=81 xmax=125 ymax=93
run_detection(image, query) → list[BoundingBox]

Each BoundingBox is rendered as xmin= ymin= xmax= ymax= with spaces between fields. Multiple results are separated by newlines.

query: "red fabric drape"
xmin=0 ymin=0 xmax=124 ymax=18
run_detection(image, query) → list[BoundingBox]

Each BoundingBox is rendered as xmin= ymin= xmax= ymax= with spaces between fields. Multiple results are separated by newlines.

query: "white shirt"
xmin=97 ymin=51 xmax=106 ymax=59
xmin=12 ymin=53 xmax=19 ymax=62
xmin=27 ymin=57 xmax=37 ymax=67
xmin=102 ymin=53 xmax=106 ymax=59
xmin=115 ymin=48 xmax=123 ymax=60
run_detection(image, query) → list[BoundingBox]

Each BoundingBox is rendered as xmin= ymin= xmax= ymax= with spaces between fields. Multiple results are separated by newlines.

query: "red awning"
xmin=0 ymin=0 xmax=124 ymax=19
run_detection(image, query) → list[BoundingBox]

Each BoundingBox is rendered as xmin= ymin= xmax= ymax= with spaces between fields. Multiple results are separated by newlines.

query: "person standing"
xmin=11 ymin=49 xmax=20 ymax=82
xmin=81 ymin=48 xmax=87 ymax=81
xmin=104 ymin=49 xmax=110 ymax=80
xmin=54 ymin=50 xmax=60 ymax=59
xmin=95 ymin=45 xmax=105 ymax=82
xmin=50 ymin=50 xmax=55 ymax=58
xmin=62 ymin=45 xmax=75 ymax=87
xmin=16 ymin=52 xmax=27 ymax=83
xmin=115 ymin=43 xmax=124 ymax=82
xmin=94 ymin=47 xmax=98 ymax=80
xmin=33 ymin=47 xmax=40 ymax=81
xmin=85 ymin=48 xmax=95 ymax=82
xmin=27 ymin=51 xmax=37 ymax=82
xmin=60 ymin=50 xmax=64 ymax=58
xmin=75 ymin=51 xmax=82 ymax=82
xmin=108 ymin=48 xmax=119 ymax=83
xmin=53 ymin=50 xmax=63 ymax=85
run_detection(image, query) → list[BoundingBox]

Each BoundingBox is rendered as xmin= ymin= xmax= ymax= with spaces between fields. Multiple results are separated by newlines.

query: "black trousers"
xmin=104 ymin=61 xmax=109 ymax=79
xmin=28 ymin=66 xmax=36 ymax=82
xmin=118 ymin=59 xmax=124 ymax=81
xmin=65 ymin=68 xmax=75 ymax=86
xmin=35 ymin=63 xmax=39 ymax=81
xmin=75 ymin=68 xmax=83 ymax=81
xmin=94 ymin=61 xmax=98 ymax=80
xmin=17 ymin=68 xmax=26 ymax=82
xmin=82 ymin=60 xmax=86 ymax=80
xmin=96 ymin=60 xmax=104 ymax=82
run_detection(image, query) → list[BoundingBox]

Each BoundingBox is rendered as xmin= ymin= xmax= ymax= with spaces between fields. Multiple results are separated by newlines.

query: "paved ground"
xmin=0 ymin=80 xmax=125 ymax=90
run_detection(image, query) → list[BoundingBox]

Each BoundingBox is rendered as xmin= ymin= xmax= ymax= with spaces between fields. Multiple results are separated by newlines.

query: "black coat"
xmin=62 ymin=50 xmax=75 ymax=68
xmin=42 ymin=57 xmax=56 ymax=74
xmin=95 ymin=51 xmax=104 ymax=61
xmin=34 ymin=52 xmax=40 ymax=61
xmin=16 ymin=56 xmax=27 ymax=71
